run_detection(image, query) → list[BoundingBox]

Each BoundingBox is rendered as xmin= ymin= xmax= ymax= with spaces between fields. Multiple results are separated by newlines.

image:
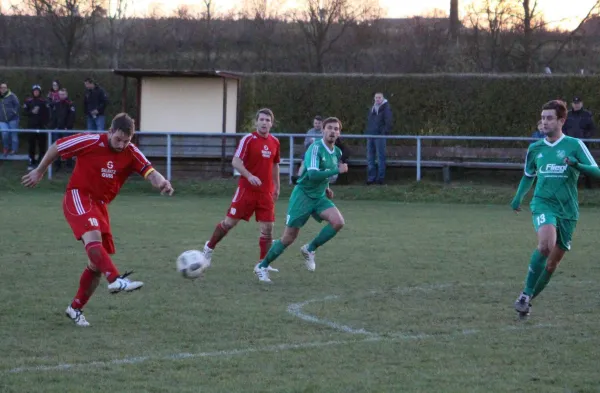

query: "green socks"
xmin=259 ymin=240 xmax=287 ymax=268
xmin=308 ymin=224 xmax=339 ymax=252
xmin=524 ymin=249 xmax=547 ymax=296
xmin=532 ymin=268 xmax=554 ymax=299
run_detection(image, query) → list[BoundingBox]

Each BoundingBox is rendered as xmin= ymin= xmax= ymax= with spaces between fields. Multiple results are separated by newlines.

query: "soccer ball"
xmin=177 ymin=250 xmax=208 ymax=279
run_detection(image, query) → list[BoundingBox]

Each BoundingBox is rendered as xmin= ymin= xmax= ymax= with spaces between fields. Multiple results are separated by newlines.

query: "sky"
xmin=2 ymin=0 xmax=598 ymax=30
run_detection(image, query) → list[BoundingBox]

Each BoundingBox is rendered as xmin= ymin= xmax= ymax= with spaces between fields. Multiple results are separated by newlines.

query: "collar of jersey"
xmin=320 ymin=139 xmax=335 ymax=154
xmin=543 ymin=134 xmax=565 ymax=147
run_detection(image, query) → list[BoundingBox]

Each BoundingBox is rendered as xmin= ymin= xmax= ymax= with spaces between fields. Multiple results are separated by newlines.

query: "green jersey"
xmin=296 ymin=139 xmax=342 ymax=198
xmin=525 ymin=135 xmax=597 ymax=220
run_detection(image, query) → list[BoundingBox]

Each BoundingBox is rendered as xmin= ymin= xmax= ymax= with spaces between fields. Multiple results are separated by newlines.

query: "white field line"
xmin=6 ymin=281 xmax=586 ymax=374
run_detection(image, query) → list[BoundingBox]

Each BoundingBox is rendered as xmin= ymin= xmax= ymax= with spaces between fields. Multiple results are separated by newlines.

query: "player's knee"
xmin=546 ymin=261 xmax=559 ymax=273
xmin=281 ymin=233 xmax=297 ymax=246
xmin=331 ymin=218 xmax=345 ymax=231
xmin=221 ymin=218 xmax=237 ymax=231
xmin=537 ymin=243 xmax=552 ymax=257
xmin=260 ymin=225 xmax=274 ymax=238
xmin=87 ymin=263 xmax=101 ymax=275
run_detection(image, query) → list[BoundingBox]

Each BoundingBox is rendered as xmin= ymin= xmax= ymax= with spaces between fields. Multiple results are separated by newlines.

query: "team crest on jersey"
xmin=556 ymin=150 xmax=566 ymax=159
xmin=262 ymin=145 xmax=271 ymax=158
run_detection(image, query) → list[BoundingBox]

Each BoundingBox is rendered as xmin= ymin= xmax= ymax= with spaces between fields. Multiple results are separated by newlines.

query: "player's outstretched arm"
xmin=21 ymin=143 xmax=60 ymax=187
xmin=510 ymin=175 xmax=535 ymax=212
xmin=146 ymin=170 xmax=174 ymax=196
xmin=232 ymin=157 xmax=261 ymax=186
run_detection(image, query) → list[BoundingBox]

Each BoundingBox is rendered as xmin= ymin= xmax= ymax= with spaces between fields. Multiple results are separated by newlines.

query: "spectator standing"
xmin=293 ymin=115 xmax=324 ymax=182
xmin=47 ymin=80 xmax=61 ymax=103
xmin=365 ymin=92 xmax=392 ymax=185
xmin=23 ymin=84 xmax=50 ymax=169
xmin=49 ymin=88 xmax=76 ymax=170
xmin=563 ymin=96 xmax=597 ymax=188
xmin=84 ymin=77 xmax=108 ymax=130
xmin=563 ymin=96 xmax=596 ymax=140
xmin=0 ymin=82 xmax=20 ymax=156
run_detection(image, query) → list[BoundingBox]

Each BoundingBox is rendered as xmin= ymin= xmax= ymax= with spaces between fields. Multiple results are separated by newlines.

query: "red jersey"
xmin=234 ymin=131 xmax=280 ymax=193
xmin=57 ymin=133 xmax=155 ymax=203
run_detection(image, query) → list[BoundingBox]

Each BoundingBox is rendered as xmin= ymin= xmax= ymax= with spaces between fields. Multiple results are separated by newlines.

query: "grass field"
xmin=1 ymin=189 xmax=600 ymax=393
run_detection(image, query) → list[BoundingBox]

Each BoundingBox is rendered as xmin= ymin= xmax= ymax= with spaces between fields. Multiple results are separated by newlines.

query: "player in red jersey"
xmin=200 ymin=108 xmax=281 ymax=272
xmin=21 ymin=113 xmax=174 ymax=327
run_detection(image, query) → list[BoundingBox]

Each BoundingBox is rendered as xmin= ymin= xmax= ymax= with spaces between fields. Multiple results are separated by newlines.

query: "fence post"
xmin=166 ymin=134 xmax=172 ymax=181
xmin=416 ymin=137 xmax=421 ymax=182
xmin=47 ymin=130 xmax=53 ymax=180
xmin=289 ymin=135 xmax=295 ymax=185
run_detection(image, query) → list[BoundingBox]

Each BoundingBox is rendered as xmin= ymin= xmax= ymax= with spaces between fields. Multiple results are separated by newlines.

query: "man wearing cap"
xmin=563 ymin=96 xmax=597 ymax=188
xmin=23 ymin=85 xmax=50 ymax=169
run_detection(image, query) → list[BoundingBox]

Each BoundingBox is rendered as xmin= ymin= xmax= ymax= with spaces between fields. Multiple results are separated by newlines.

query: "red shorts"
xmin=63 ymin=189 xmax=115 ymax=254
xmin=226 ymin=187 xmax=275 ymax=222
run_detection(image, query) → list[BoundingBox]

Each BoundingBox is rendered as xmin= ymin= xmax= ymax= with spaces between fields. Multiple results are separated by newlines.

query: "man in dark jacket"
xmin=563 ymin=96 xmax=596 ymax=139
xmin=365 ymin=92 xmax=392 ymax=185
xmin=563 ymin=96 xmax=597 ymax=188
xmin=23 ymin=84 xmax=50 ymax=169
xmin=84 ymin=77 xmax=108 ymax=131
xmin=50 ymin=88 xmax=76 ymax=170
xmin=0 ymin=81 xmax=20 ymax=156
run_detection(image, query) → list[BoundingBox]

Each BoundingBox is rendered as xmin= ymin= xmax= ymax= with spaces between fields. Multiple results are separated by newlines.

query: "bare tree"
xmin=293 ymin=0 xmax=381 ymax=73
xmin=450 ymin=0 xmax=459 ymax=41
xmin=106 ymin=0 xmax=131 ymax=69
xmin=240 ymin=0 xmax=286 ymax=70
xmin=21 ymin=0 xmax=101 ymax=67
xmin=464 ymin=0 xmax=517 ymax=72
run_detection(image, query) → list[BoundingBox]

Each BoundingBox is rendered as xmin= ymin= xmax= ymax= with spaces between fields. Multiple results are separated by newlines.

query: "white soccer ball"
xmin=177 ymin=250 xmax=208 ymax=279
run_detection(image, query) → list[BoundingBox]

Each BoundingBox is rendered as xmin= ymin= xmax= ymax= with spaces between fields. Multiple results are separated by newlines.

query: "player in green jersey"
xmin=511 ymin=100 xmax=600 ymax=318
xmin=254 ymin=117 xmax=349 ymax=283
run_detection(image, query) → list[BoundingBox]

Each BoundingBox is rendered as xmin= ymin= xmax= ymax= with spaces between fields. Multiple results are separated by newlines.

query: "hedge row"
xmin=2 ymin=68 xmax=598 ymax=136
xmin=240 ymin=73 xmax=600 ymax=136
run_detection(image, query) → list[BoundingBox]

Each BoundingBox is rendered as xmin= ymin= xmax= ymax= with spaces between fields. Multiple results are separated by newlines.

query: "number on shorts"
xmin=88 ymin=217 xmax=99 ymax=227
xmin=536 ymin=214 xmax=546 ymax=226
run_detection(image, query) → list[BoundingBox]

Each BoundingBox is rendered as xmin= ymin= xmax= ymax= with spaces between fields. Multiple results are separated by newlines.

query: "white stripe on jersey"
xmin=71 ymin=189 xmax=86 ymax=215
xmin=234 ymin=134 xmax=254 ymax=158
xmin=577 ymin=139 xmax=598 ymax=167
xmin=523 ymin=150 xmax=536 ymax=177
xmin=57 ymin=134 xmax=100 ymax=151
xmin=307 ymin=144 xmax=319 ymax=170
xmin=129 ymin=143 xmax=151 ymax=165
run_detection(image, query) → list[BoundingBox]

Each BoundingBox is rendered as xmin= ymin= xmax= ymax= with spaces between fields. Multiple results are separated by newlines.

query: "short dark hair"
xmin=256 ymin=108 xmax=274 ymax=122
xmin=542 ymin=100 xmax=568 ymax=121
xmin=84 ymin=77 xmax=95 ymax=84
xmin=111 ymin=113 xmax=135 ymax=136
xmin=322 ymin=117 xmax=342 ymax=130
xmin=314 ymin=115 xmax=323 ymax=121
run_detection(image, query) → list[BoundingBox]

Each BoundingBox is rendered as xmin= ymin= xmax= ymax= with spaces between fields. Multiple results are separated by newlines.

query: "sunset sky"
xmin=2 ymin=0 xmax=598 ymax=30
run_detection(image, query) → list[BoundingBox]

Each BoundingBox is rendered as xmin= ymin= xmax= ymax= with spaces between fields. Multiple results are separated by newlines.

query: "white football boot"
xmin=202 ymin=241 xmax=214 ymax=266
xmin=65 ymin=306 xmax=90 ymax=327
xmin=300 ymin=244 xmax=316 ymax=271
xmin=108 ymin=271 xmax=144 ymax=294
xmin=254 ymin=263 xmax=272 ymax=283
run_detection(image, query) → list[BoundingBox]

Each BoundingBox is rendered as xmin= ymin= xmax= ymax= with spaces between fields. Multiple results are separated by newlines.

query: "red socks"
xmin=259 ymin=235 xmax=272 ymax=260
xmin=85 ymin=241 xmax=120 ymax=283
xmin=207 ymin=223 xmax=229 ymax=249
xmin=71 ymin=267 xmax=101 ymax=310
